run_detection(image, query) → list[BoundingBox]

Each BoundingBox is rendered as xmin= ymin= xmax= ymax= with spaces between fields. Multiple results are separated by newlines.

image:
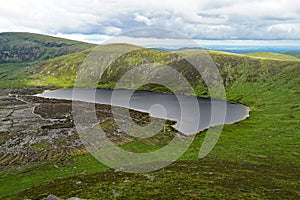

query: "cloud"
xmin=104 ymin=26 xmax=122 ymax=35
xmin=53 ymin=33 xmax=110 ymax=44
xmin=134 ymin=13 xmax=153 ymax=26
xmin=0 ymin=0 xmax=300 ymax=40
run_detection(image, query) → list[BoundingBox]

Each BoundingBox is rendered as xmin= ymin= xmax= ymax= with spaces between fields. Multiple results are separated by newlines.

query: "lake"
xmin=35 ymin=88 xmax=249 ymax=135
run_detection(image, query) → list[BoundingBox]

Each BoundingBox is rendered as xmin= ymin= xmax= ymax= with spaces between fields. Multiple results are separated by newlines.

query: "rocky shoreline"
xmin=0 ymin=87 xmax=173 ymax=169
xmin=0 ymin=87 xmax=85 ymax=167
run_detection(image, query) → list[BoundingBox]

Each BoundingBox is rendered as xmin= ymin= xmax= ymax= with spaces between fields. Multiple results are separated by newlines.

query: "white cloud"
xmin=104 ymin=26 xmax=122 ymax=35
xmin=53 ymin=33 xmax=110 ymax=44
xmin=267 ymin=24 xmax=296 ymax=33
xmin=0 ymin=0 xmax=300 ymax=40
xmin=134 ymin=13 xmax=153 ymax=26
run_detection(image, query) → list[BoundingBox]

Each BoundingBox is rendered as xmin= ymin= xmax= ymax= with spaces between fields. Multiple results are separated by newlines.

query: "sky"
xmin=1 ymin=0 xmax=300 ymax=45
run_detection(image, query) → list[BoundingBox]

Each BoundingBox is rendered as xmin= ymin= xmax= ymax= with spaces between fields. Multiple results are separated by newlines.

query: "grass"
xmin=0 ymin=32 xmax=94 ymax=64
xmin=0 ymin=154 xmax=107 ymax=198
xmin=0 ymin=44 xmax=300 ymax=199
xmin=246 ymin=52 xmax=300 ymax=61
xmin=0 ymin=32 xmax=94 ymax=88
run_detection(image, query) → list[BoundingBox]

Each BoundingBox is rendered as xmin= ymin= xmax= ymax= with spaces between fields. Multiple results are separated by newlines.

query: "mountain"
xmin=284 ymin=50 xmax=300 ymax=58
xmin=0 ymin=32 xmax=95 ymax=63
xmin=246 ymin=52 xmax=300 ymax=61
xmin=150 ymin=47 xmax=205 ymax=52
xmin=4 ymin=44 xmax=298 ymax=97
xmin=0 ymin=32 xmax=96 ymax=88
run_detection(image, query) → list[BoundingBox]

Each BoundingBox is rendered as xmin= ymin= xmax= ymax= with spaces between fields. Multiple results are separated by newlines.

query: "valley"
xmin=0 ymin=33 xmax=299 ymax=199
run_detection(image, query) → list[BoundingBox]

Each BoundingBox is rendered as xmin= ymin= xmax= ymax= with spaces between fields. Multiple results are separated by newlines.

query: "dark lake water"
xmin=36 ymin=88 xmax=249 ymax=135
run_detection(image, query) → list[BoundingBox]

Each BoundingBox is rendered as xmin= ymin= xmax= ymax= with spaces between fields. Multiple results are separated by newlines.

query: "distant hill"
xmin=2 ymin=43 xmax=299 ymax=93
xmin=284 ymin=51 xmax=300 ymax=58
xmin=0 ymin=32 xmax=95 ymax=63
xmin=1 ymin=33 xmax=300 ymax=90
xmin=150 ymin=47 xmax=205 ymax=52
xmin=246 ymin=52 xmax=300 ymax=61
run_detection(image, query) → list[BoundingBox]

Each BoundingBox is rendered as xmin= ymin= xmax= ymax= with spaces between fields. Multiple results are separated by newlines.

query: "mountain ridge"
xmin=0 ymin=32 xmax=95 ymax=64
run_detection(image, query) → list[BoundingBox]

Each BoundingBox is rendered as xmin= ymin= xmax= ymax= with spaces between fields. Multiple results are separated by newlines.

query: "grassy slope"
xmin=285 ymin=51 xmax=300 ymax=58
xmin=0 ymin=50 xmax=93 ymax=88
xmin=1 ymin=46 xmax=300 ymax=199
xmin=246 ymin=52 xmax=300 ymax=61
xmin=0 ymin=32 xmax=95 ymax=88
xmin=0 ymin=32 xmax=95 ymax=63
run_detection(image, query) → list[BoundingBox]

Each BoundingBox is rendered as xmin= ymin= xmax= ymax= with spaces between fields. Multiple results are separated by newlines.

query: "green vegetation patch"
xmin=246 ymin=52 xmax=300 ymax=61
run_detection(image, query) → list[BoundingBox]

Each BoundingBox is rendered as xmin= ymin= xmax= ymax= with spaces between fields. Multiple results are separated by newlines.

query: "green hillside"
xmin=285 ymin=51 xmax=300 ymax=58
xmin=0 ymin=32 xmax=96 ymax=88
xmin=0 ymin=32 xmax=95 ymax=63
xmin=246 ymin=52 xmax=300 ymax=61
xmin=0 ymin=42 xmax=300 ymax=199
